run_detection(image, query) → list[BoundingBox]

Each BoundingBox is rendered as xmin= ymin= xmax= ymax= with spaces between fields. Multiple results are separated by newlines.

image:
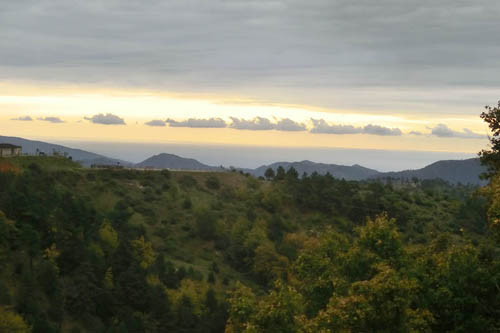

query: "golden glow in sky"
xmin=0 ymin=82 xmax=488 ymax=153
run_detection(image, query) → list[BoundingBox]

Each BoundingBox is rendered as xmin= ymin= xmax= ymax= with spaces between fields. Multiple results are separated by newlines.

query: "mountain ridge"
xmin=135 ymin=153 xmax=220 ymax=171
xmin=246 ymin=160 xmax=381 ymax=181
xmin=0 ymin=135 xmax=131 ymax=167
xmin=0 ymin=135 xmax=484 ymax=184
xmin=374 ymin=158 xmax=486 ymax=185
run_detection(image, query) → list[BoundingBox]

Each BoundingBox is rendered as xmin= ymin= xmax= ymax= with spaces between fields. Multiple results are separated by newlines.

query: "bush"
xmin=183 ymin=198 xmax=192 ymax=210
xmin=195 ymin=208 xmax=217 ymax=240
xmin=161 ymin=169 xmax=171 ymax=179
xmin=205 ymin=176 xmax=221 ymax=190
xmin=179 ymin=175 xmax=197 ymax=188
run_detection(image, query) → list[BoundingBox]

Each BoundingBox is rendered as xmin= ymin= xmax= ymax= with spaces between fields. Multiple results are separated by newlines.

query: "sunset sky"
xmin=1 ymin=1 xmax=498 ymax=155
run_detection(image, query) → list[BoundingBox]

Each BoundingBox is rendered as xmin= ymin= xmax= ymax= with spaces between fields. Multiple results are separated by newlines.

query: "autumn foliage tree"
xmin=480 ymin=100 xmax=500 ymax=178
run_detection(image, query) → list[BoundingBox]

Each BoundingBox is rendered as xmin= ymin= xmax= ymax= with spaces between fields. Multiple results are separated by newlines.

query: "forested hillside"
xmin=0 ymin=155 xmax=498 ymax=332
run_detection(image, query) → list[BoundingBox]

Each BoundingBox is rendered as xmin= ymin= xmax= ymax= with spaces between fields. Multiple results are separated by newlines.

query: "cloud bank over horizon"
xmin=166 ymin=118 xmax=227 ymax=128
xmin=84 ymin=113 xmax=126 ymax=125
xmin=430 ymin=124 xmax=486 ymax=139
xmin=38 ymin=116 xmax=65 ymax=123
xmin=310 ymin=119 xmax=402 ymax=136
xmin=11 ymin=116 xmax=33 ymax=121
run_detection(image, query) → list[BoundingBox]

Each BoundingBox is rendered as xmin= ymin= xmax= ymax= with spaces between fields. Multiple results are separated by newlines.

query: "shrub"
xmin=205 ymin=176 xmax=221 ymax=190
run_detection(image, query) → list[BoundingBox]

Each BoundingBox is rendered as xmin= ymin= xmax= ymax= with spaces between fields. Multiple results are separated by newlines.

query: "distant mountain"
xmin=247 ymin=160 xmax=381 ymax=181
xmin=0 ymin=136 xmax=486 ymax=184
xmin=136 ymin=153 xmax=219 ymax=171
xmin=247 ymin=158 xmax=485 ymax=185
xmin=0 ymin=135 xmax=131 ymax=167
xmin=375 ymin=158 xmax=486 ymax=185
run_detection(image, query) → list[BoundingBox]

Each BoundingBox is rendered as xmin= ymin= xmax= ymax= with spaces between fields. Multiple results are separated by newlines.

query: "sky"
xmin=1 ymin=0 xmax=499 ymax=160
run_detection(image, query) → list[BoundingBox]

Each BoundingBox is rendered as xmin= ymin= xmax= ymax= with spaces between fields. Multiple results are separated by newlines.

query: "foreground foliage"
xmin=0 ymin=156 xmax=498 ymax=332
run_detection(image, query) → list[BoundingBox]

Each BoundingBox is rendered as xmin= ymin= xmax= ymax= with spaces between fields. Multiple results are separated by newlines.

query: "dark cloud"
xmin=38 ymin=116 xmax=64 ymax=123
xmin=2 ymin=1 xmax=499 ymax=112
xmin=145 ymin=119 xmax=166 ymax=127
xmin=230 ymin=117 xmax=275 ymax=131
xmin=274 ymin=118 xmax=306 ymax=131
xmin=363 ymin=124 xmax=402 ymax=136
xmin=431 ymin=124 xmax=485 ymax=139
xmin=229 ymin=117 xmax=306 ymax=131
xmin=310 ymin=119 xmax=363 ymax=134
xmin=84 ymin=113 xmax=125 ymax=125
xmin=310 ymin=119 xmax=402 ymax=136
xmin=11 ymin=116 xmax=33 ymax=121
xmin=166 ymin=118 xmax=227 ymax=128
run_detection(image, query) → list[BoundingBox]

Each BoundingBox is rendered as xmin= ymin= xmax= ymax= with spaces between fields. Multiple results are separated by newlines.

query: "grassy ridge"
xmin=0 ymin=156 xmax=496 ymax=332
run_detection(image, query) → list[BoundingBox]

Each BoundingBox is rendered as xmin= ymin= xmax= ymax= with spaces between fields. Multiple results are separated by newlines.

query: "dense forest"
xmin=0 ymin=151 xmax=498 ymax=332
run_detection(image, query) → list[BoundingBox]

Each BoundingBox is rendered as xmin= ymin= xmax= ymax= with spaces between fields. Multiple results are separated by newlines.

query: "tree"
xmin=275 ymin=166 xmax=286 ymax=180
xmin=195 ymin=208 xmax=217 ymax=240
xmin=285 ymin=167 xmax=299 ymax=180
xmin=0 ymin=307 xmax=31 ymax=333
xmin=130 ymin=236 xmax=155 ymax=269
xmin=479 ymin=100 xmax=500 ymax=178
xmin=208 ymin=271 xmax=216 ymax=284
xmin=175 ymin=294 xmax=199 ymax=332
xmin=264 ymin=168 xmax=275 ymax=180
xmin=98 ymin=220 xmax=119 ymax=254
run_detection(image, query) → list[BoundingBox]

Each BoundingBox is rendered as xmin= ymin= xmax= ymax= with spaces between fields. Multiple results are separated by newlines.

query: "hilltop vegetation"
xmin=0 ymin=156 xmax=498 ymax=332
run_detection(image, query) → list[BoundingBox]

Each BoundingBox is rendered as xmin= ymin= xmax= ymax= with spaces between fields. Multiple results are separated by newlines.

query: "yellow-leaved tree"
xmin=0 ymin=307 xmax=31 ymax=333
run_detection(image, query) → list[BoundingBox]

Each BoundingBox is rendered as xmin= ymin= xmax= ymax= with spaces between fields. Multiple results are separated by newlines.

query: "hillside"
xmin=0 ymin=156 xmax=498 ymax=332
xmin=0 ymin=135 xmax=130 ymax=167
xmin=376 ymin=158 xmax=486 ymax=185
xmin=247 ymin=160 xmax=380 ymax=180
xmin=246 ymin=158 xmax=485 ymax=185
xmin=136 ymin=153 xmax=220 ymax=171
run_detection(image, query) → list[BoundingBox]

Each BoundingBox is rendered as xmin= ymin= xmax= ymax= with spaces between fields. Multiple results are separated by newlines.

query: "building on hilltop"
xmin=0 ymin=144 xmax=22 ymax=157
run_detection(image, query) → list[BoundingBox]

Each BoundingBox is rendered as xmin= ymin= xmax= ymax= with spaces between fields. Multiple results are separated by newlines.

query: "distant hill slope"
xmin=374 ymin=158 xmax=486 ymax=185
xmin=136 ymin=153 xmax=220 ymax=171
xmin=0 ymin=135 xmax=131 ymax=167
xmin=247 ymin=158 xmax=486 ymax=185
xmin=0 ymin=136 xmax=486 ymax=184
xmin=248 ymin=160 xmax=381 ymax=181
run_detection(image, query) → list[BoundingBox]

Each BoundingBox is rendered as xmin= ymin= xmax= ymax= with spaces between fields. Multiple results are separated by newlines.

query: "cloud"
xmin=162 ymin=116 xmax=304 ymax=131
xmin=11 ymin=116 xmax=33 ymax=121
xmin=363 ymin=124 xmax=402 ymax=136
xmin=431 ymin=124 xmax=485 ymax=139
xmin=3 ymin=1 xmax=500 ymax=116
xmin=166 ymin=117 xmax=227 ymax=128
xmin=84 ymin=113 xmax=126 ymax=125
xmin=310 ymin=119 xmax=363 ymax=134
xmin=145 ymin=119 xmax=166 ymax=127
xmin=274 ymin=118 xmax=306 ymax=131
xmin=409 ymin=131 xmax=423 ymax=136
xmin=310 ymin=119 xmax=402 ymax=136
xmin=38 ymin=116 xmax=64 ymax=123
xmin=230 ymin=117 xmax=274 ymax=130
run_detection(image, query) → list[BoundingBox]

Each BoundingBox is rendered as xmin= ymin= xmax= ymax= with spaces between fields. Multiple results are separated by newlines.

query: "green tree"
xmin=175 ymin=294 xmax=199 ymax=332
xmin=264 ymin=168 xmax=275 ymax=180
xmin=98 ymin=221 xmax=119 ymax=253
xmin=195 ymin=208 xmax=217 ymax=240
xmin=480 ymin=100 xmax=500 ymax=178
xmin=285 ymin=166 xmax=299 ymax=180
xmin=208 ymin=271 xmax=216 ymax=284
xmin=130 ymin=236 xmax=155 ymax=270
xmin=275 ymin=166 xmax=285 ymax=180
